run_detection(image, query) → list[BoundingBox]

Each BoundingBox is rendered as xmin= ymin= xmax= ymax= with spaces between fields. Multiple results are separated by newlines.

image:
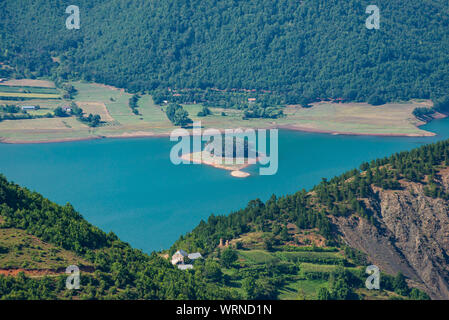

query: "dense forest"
xmin=1 ymin=0 xmax=449 ymax=103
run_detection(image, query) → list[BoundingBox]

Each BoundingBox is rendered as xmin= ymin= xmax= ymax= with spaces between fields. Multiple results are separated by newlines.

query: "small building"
xmin=177 ymin=264 xmax=194 ymax=270
xmin=171 ymin=250 xmax=202 ymax=270
xmin=248 ymin=98 xmax=257 ymax=103
xmin=188 ymin=252 xmax=202 ymax=260
xmin=62 ymin=105 xmax=72 ymax=113
xmin=171 ymin=249 xmax=188 ymax=265
xmin=21 ymin=105 xmax=36 ymax=110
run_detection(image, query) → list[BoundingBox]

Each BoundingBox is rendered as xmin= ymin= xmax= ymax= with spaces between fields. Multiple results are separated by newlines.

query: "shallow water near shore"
xmin=1 ymin=117 xmax=449 ymax=253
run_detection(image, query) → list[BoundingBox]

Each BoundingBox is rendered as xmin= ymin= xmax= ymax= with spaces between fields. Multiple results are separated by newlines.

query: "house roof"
xmin=175 ymin=249 xmax=188 ymax=257
xmin=188 ymin=252 xmax=202 ymax=260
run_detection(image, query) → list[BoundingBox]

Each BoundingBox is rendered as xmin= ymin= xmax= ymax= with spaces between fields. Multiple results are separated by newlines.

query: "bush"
xmin=166 ymin=103 xmax=192 ymax=127
xmin=367 ymin=95 xmax=385 ymax=106
xmin=0 ymin=245 xmax=9 ymax=254
xmin=53 ymin=107 xmax=69 ymax=117
xmin=197 ymin=106 xmax=211 ymax=117
xmin=221 ymin=248 xmax=238 ymax=268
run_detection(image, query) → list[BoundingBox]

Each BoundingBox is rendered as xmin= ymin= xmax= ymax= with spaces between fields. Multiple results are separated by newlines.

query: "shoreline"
xmin=1 ymin=113 xmax=446 ymax=145
xmin=180 ymin=151 xmax=253 ymax=177
xmin=276 ymin=124 xmax=436 ymax=137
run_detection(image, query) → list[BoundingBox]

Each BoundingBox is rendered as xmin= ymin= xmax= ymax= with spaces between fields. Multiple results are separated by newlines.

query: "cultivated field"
xmin=0 ymin=85 xmax=60 ymax=94
xmin=0 ymin=79 xmax=56 ymax=88
xmin=0 ymin=92 xmax=61 ymax=99
xmin=75 ymin=102 xmax=114 ymax=122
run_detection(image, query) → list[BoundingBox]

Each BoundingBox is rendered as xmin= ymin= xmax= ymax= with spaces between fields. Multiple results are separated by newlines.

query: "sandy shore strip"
xmin=231 ymin=171 xmax=250 ymax=178
xmin=276 ymin=124 xmax=437 ymax=137
xmin=0 ymin=131 xmax=165 ymax=144
xmin=0 ymin=135 xmax=103 ymax=144
xmin=181 ymin=151 xmax=253 ymax=177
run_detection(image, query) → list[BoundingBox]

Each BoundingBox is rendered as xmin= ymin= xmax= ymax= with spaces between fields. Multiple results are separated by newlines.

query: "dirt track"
xmin=0 ymin=266 xmax=95 ymax=277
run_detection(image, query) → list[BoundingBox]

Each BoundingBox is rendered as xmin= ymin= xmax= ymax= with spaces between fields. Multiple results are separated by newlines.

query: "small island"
xmin=181 ymin=136 xmax=257 ymax=178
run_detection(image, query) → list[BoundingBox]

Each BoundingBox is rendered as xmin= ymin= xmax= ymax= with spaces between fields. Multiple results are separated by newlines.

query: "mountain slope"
xmin=332 ymin=174 xmax=449 ymax=299
xmin=174 ymin=140 xmax=449 ymax=299
xmin=1 ymin=0 xmax=449 ymax=101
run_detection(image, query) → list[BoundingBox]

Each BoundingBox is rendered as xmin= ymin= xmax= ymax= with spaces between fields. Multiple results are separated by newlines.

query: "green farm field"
xmin=219 ymin=246 xmax=399 ymax=300
xmin=278 ymin=278 xmax=328 ymax=300
xmin=0 ymin=92 xmax=61 ymax=99
xmin=0 ymin=85 xmax=60 ymax=94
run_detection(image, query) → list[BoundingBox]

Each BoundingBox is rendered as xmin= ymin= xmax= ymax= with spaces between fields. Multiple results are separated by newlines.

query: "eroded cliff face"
xmin=331 ymin=173 xmax=449 ymax=300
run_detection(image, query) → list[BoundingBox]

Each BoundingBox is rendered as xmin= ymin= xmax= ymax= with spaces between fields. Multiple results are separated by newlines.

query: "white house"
xmin=171 ymin=249 xmax=188 ymax=265
xmin=171 ymin=250 xmax=203 ymax=270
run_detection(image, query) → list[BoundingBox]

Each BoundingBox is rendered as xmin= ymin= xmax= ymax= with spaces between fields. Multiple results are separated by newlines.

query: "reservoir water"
xmin=1 ymin=118 xmax=449 ymax=253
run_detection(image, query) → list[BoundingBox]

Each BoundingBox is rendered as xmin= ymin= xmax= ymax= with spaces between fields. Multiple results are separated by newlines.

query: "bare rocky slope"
xmin=332 ymin=170 xmax=449 ymax=299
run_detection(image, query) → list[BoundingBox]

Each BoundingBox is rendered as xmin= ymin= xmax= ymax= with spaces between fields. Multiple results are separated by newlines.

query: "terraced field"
xmin=216 ymin=234 xmax=406 ymax=300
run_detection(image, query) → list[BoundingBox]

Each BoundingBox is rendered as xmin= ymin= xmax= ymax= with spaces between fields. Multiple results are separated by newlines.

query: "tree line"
xmin=1 ymin=0 xmax=449 ymax=104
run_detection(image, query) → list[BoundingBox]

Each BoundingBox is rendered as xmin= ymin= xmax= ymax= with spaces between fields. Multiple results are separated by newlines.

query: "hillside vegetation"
xmin=1 ymin=0 xmax=449 ymax=103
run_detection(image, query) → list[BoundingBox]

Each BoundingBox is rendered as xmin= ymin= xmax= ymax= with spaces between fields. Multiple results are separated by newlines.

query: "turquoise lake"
xmin=1 ymin=118 xmax=449 ymax=253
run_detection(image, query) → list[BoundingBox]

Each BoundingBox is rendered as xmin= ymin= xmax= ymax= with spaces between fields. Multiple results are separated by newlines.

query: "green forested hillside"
xmin=1 ymin=0 xmax=449 ymax=102
xmin=0 ymin=175 xmax=234 ymax=299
